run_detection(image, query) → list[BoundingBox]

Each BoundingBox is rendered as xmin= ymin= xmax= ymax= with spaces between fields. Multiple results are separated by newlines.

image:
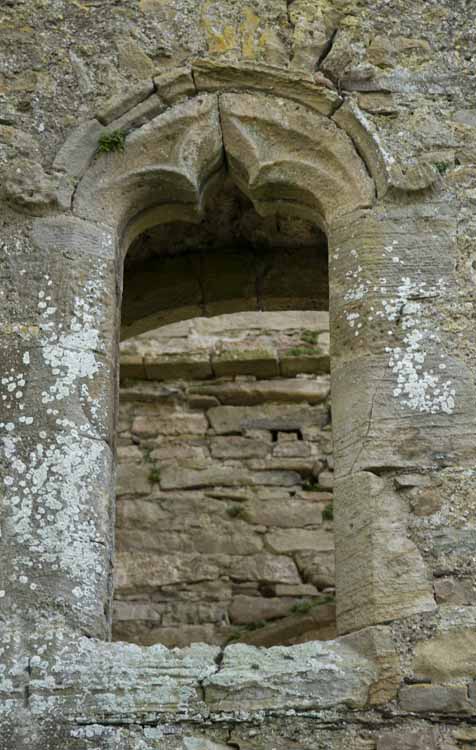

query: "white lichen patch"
xmin=378 ymin=277 xmax=456 ymax=414
xmin=1 ymin=263 xmax=112 ymax=621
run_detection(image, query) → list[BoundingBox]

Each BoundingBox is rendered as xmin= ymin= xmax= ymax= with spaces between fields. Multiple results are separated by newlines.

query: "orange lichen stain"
xmin=201 ymin=0 xmax=239 ymax=56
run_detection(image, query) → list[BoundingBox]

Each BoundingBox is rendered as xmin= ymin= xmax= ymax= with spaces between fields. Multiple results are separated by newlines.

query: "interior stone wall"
xmin=114 ymin=312 xmax=336 ymax=648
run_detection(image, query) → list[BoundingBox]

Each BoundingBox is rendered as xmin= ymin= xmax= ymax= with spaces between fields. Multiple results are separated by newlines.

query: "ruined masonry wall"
xmin=114 ymin=312 xmax=335 ymax=648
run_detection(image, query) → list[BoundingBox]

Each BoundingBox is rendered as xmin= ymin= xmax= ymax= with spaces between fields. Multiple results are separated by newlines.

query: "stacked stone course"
xmin=114 ymin=312 xmax=336 ymax=648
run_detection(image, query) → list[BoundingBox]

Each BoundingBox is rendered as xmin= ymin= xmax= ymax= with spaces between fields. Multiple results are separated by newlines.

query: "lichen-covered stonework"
xmin=0 ymin=1 xmax=475 ymax=747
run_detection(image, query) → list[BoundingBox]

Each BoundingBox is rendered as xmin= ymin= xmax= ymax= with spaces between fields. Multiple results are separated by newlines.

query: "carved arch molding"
xmin=1 ymin=60 xmax=474 ymax=747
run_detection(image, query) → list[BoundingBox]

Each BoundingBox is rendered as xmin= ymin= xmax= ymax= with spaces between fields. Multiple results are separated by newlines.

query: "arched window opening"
xmin=113 ymin=177 xmax=333 ymax=648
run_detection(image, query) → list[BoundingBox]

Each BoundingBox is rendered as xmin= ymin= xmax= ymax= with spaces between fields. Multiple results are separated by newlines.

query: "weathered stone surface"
xmin=132 ymin=411 xmax=208 ymax=436
xmin=266 ymin=528 xmax=334 ymax=554
xmin=376 ymin=728 xmax=440 ymax=750
xmin=204 ymin=641 xmax=377 ymax=712
xmin=160 ymin=465 xmax=301 ymax=490
xmin=96 ymin=80 xmax=155 ymax=124
xmin=236 ymin=606 xmax=338 ymax=647
xmin=3 ymin=6 xmax=476 ymax=743
xmin=154 ymin=66 xmax=196 ymax=103
xmin=273 ymin=439 xmax=312 ymax=458
xmin=335 ymin=472 xmax=435 ymax=634
xmin=145 ymin=352 xmax=212 ymax=380
xmin=229 ymin=595 xmax=301 ymax=624
xmin=3 ymin=158 xmax=67 ymax=213
xmin=280 ymin=353 xmax=330 ymax=376
xmin=116 ymin=463 xmax=151 ymax=496
xmin=193 ymin=58 xmax=341 ymax=116
xmin=192 ymin=378 xmax=329 ymax=405
xmin=114 ymin=551 xmax=221 ymax=591
xmin=212 ymin=349 xmax=279 ymax=378
xmin=229 ymin=554 xmax=301 ymax=584
xmin=399 ymin=684 xmax=475 ymax=714
xmin=210 ymin=435 xmax=270 ymax=459
xmin=74 ymin=94 xmax=224 ymax=237
xmin=220 ymin=92 xmax=374 ymax=226
xmin=243 ymin=496 xmax=322 ymax=528
xmin=109 ymin=92 xmax=166 ymax=132
xmin=208 ymin=403 xmax=324 ymax=434
xmin=413 ymin=625 xmax=476 ymax=681
xmin=53 ymin=118 xmax=105 ymax=180
xmin=340 ymin=626 xmax=401 ymax=705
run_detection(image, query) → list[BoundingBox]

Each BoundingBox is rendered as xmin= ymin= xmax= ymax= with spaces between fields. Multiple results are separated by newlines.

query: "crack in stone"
xmin=316 ymin=28 xmax=338 ymax=72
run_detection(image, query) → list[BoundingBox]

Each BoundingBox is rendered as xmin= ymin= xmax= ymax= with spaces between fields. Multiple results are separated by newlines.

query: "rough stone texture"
xmin=1 ymin=3 xmax=475 ymax=746
xmin=114 ymin=314 xmax=335 ymax=648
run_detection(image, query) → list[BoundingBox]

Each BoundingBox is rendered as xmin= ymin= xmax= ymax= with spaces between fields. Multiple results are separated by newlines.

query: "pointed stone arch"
xmin=4 ymin=59 xmax=471 ymax=744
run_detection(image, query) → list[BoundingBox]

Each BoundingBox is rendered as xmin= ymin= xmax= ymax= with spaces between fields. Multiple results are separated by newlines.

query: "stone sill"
xmin=4 ymin=633 xmax=390 ymax=728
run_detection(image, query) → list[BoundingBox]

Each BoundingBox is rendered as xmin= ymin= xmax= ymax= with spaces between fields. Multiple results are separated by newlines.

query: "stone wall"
xmin=114 ymin=312 xmax=336 ymax=648
xmin=2 ymin=1 xmax=476 ymax=747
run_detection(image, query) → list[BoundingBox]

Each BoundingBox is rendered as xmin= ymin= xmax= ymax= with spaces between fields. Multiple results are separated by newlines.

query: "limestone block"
xmin=208 ymin=403 xmax=324 ymax=434
xmin=248 ymin=457 xmax=314 ymax=474
xmin=339 ymin=625 xmax=401 ymax=705
xmin=27 ymin=637 xmax=220 ymax=722
xmin=399 ymin=684 xmax=475 ymax=714
xmin=237 ymin=605 xmax=337 ymax=647
xmin=116 ymin=35 xmax=155 ymax=79
xmin=3 ymin=158 xmax=66 ymax=214
xmin=108 ymin=93 xmax=166 ymax=132
xmin=210 ymin=436 xmax=270 ymax=459
xmin=132 ymin=412 xmax=208 ymax=436
xmin=160 ymin=465 xmax=301 ymax=490
xmin=144 ymin=352 xmax=212 ymax=381
xmin=229 ymin=595 xmax=302 ymax=624
xmin=376 ymin=728 xmax=440 ymax=750
xmin=53 ymin=118 xmax=105 ymax=181
xmin=318 ymin=469 xmax=334 ymax=489
xmin=96 ymin=80 xmax=155 ymax=124
xmin=274 ymin=584 xmax=320 ymax=597
xmin=187 ymin=394 xmax=220 ymax=410
xmin=413 ymin=619 xmax=476 ymax=681
xmin=116 ymin=445 xmax=143 ymax=462
xmin=433 ymin=577 xmax=476 ymax=606
xmin=242 ymin=496 xmax=322 ymax=528
xmin=229 ymin=553 xmax=301 ymax=584
xmin=150 ymin=442 xmax=209 ymax=463
xmin=295 ymin=550 xmax=335 ymax=590
xmin=193 ymin=58 xmax=341 ymax=116
xmin=192 ymin=378 xmax=330 ymax=405
xmin=219 ymin=92 xmax=374 ymax=226
xmin=332 ymin=99 xmax=389 ymax=198
xmin=266 ymin=528 xmax=334 ymax=554
xmin=273 ymin=440 xmax=312 ymax=458
xmin=212 ymin=349 xmax=278 ymax=378
xmin=74 ymin=94 xmax=224 ymax=233
xmin=154 ymin=66 xmax=196 ymax=103
xmin=114 ymin=551 xmax=221 ymax=591
xmin=116 ymin=463 xmax=150 ymax=496
xmin=280 ymin=353 xmax=330 ymax=376
xmin=204 ymin=640 xmax=377 ymax=712
xmin=335 ymin=472 xmax=435 ymax=634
